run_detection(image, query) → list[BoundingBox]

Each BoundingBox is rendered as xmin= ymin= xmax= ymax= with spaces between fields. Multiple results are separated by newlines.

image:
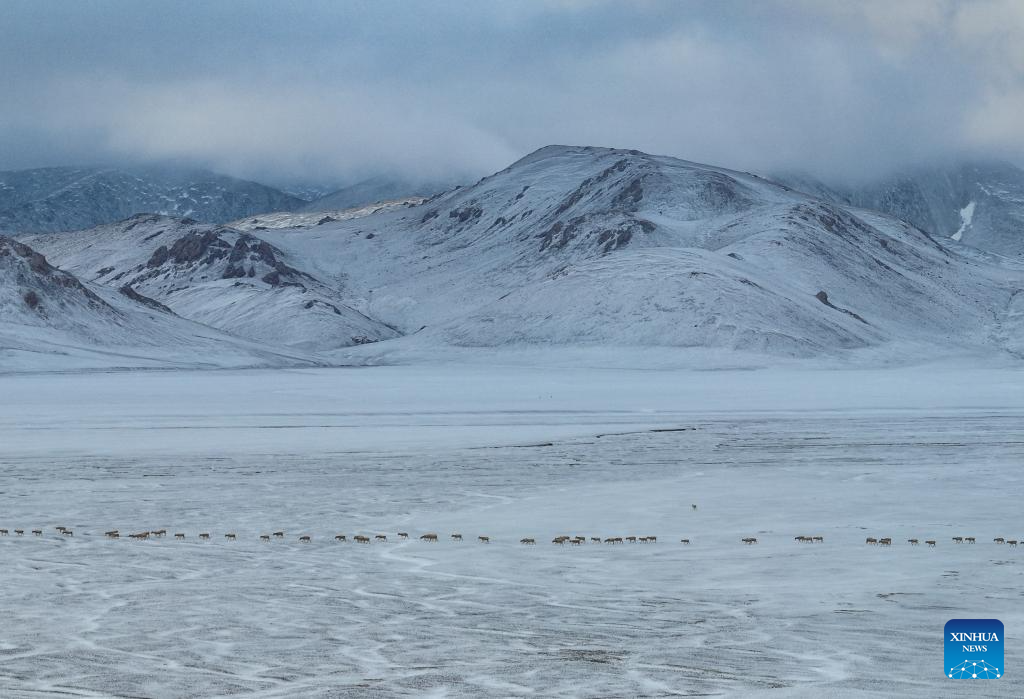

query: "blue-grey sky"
xmin=2 ymin=1 xmax=1023 ymax=184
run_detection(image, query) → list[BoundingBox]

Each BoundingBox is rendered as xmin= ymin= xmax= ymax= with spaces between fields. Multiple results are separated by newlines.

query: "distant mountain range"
xmin=0 ymin=166 xmax=306 ymax=234
xmin=8 ymin=145 xmax=1023 ymax=371
xmin=775 ymin=160 xmax=1024 ymax=258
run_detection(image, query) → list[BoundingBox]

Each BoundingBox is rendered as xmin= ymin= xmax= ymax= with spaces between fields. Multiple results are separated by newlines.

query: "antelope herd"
xmin=1 ymin=526 xmax=1020 ymax=549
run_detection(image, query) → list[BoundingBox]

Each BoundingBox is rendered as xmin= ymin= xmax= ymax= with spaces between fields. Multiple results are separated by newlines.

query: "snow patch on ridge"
xmin=952 ymin=200 xmax=975 ymax=242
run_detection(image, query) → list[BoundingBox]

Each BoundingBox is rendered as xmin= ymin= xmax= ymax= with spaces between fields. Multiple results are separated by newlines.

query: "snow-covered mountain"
xmin=0 ymin=166 xmax=306 ymax=234
xmin=257 ymin=145 xmax=1023 ymax=359
xmin=23 ymin=215 xmax=399 ymax=351
xmin=776 ymin=160 xmax=1024 ymax=258
xmin=11 ymin=146 xmax=1024 ymax=368
xmin=0 ymin=235 xmax=318 ymax=371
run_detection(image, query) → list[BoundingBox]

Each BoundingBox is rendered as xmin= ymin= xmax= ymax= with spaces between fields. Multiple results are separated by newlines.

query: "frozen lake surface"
xmin=1 ymin=365 xmax=1023 ymax=697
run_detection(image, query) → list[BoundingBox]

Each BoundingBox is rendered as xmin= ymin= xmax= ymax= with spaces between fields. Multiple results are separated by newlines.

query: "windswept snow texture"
xmin=0 ymin=166 xmax=305 ymax=233
xmin=0 ymin=365 xmax=1023 ymax=697
xmin=23 ymin=215 xmax=399 ymax=351
xmin=230 ymin=197 xmax=425 ymax=232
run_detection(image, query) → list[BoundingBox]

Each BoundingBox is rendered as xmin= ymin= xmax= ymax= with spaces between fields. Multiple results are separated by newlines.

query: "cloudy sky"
xmin=2 ymin=0 xmax=1023 ymax=185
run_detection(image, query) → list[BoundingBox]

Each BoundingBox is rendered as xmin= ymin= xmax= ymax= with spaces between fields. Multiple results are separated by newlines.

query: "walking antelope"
xmin=1008 ymin=540 xmax=1018 ymax=547
xmin=907 ymin=539 xmax=919 ymax=545
xmin=174 ymin=533 xmax=185 ymax=540
xmin=129 ymin=532 xmax=149 ymax=540
xmin=952 ymin=536 xmax=963 ymax=543
xmin=199 ymin=533 xmax=210 ymax=540
xmin=260 ymin=535 xmax=270 ymax=542
xmin=879 ymin=538 xmax=892 ymax=546
xmin=965 ymin=537 xmax=976 ymax=544
xmin=591 ymin=537 xmax=601 ymax=543
xmin=354 ymin=535 xmax=370 ymax=544
xmin=741 ymin=537 xmax=758 ymax=545
xmin=795 ymin=536 xmax=812 ymax=543
xmin=420 ymin=533 xmax=438 ymax=542
xmin=335 ymin=534 xmax=347 ymax=541
xmin=398 ymin=532 xmax=409 ymax=539
xmin=926 ymin=540 xmax=936 ymax=547
xmin=478 ymin=536 xmax=490 ymax=543
xmin=680 ymin=539 xmax=690 ymax=544
xmin=14 ymin=529 xmax=24 ymax=536
xmin=553 ymin=536 xmax=569 ymax=545
xmin=104 ymin=530 xmax=119 ymax=538
xmin=152 ymin=529 xmax=167 ymax=538
xmin=273 ymin=531 xmax=284 ymax=538
xmin=375 ymin=534 xmax=387 ymax=542
xmin=0 ymin=529 xmax=7 ymax=535
xmin=994 ymin=537 xmax=1005 ymax=544
xmin=812 ymin=536 xmax=823 ymax=543
xmin=520 ymin=538 xmax=535 ymax=545
xmin=299 ymin=535 xmax=311 ymax=543
xmin=224 ymin=533 xmax=236 ymax=540
xmin=625 ymin=536 xmax=637 ymax=543
xmin=31 ymin=529 xmax=42 ymax=536
xmin=451 ymin=533 xmax=463 ymax=541
xmin=866 ymin=537 xmax=877 ymax=545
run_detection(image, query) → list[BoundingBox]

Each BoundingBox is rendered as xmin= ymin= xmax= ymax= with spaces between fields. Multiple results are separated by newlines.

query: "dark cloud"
xmin=2 ymin=1 xmax=1022 ymax=184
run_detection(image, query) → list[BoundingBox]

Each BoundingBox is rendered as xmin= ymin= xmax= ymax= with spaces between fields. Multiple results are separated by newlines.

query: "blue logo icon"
xmin=945 ymin=619 xmax=1003 ymax=679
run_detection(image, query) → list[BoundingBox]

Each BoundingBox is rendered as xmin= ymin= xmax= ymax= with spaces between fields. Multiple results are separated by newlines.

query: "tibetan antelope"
xmin=795 ymin=536 xmax=812 ymax=543
xmin=299 ymin=535 xmax=311 ymax=543
xmin=260 ymin=535 xmax=270 ymax=542
xmin=570 ymin=537 xmax=583 ymax=545
xmin=129 ymin=532 xmax=149 ymax=540
xmin=907 ymin=539 xmax=919 ymax=545
xmin=952 ymin=536 xmax=963 ymax=544
xmin=926 ymin=540 xmax=936 ymax=547
xmin=478 ymin=536 xmax=490 ymax=543
xmin=553 ymin=536 xmax=569 ymax=545
xmin=224 ymin=533 xmax=236 ymax=540
xmin=398 ymin=532 xmax=409 ymax=539
xmin=812 ymin=536 xmax=823 ymax=543
xmin=32 ymin=529 xmax=42 ymax=536
xmin=420 ymin=533 xmax=438 ymax=542
xmin=741 ymin=537 xmax=758 ymax=545
xmin=14 ymin=529 xmax=24 ymax=536
xmin=692 ymin=504 xmax=697 ymax=510
xmin=174 ymin=533 xmax=185 ymax=540
xmin=273 ymin=531 xmax=284 ymax=538
xmin=591 ymin=537 xmax=601 ymax=543
xmin=965 ymin=537 xmax=976 ymax=544
xmin=625 ymin=536 xmax=637 ymax=543
xmin=994 ymin=537 xmax=1005 ymax=544
xmin=1008 ymin=540 xmax=1018 ymax=547
xmin=0 ymin=529 xmax=7 ymax=535
xmin=680 ymin=538 xmax=690 ymax=544
xmin=375 ymin=534 xmax=387 ymax=542
xmin=335 ymin=534 xmax=347 ymax=541
xmin=866 ymin=537 xmax=877 ymax=545
xmin=879 ymin=538 xmax=892 ymax=546
xmin=354 ymin=535 xmax=370 ymax=544
xmin=199 ymin=533 xmax=210 ymax=540
xmin=520 ymin=537 xmax=535 ymax=545
xmin=152 ymin=529 xmax=166 ymax=538
xmin=55 ymin=526 xmax=66 ymax=533
xmin=104 ymin=530 xmax=119 ymax=538
xmin=451 ymin=533 xmax=463 ymax=541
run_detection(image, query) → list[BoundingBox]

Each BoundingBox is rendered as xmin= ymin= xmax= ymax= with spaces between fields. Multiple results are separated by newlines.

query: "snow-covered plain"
xmin=2 ymin=364 xmax=1024 ymax=697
